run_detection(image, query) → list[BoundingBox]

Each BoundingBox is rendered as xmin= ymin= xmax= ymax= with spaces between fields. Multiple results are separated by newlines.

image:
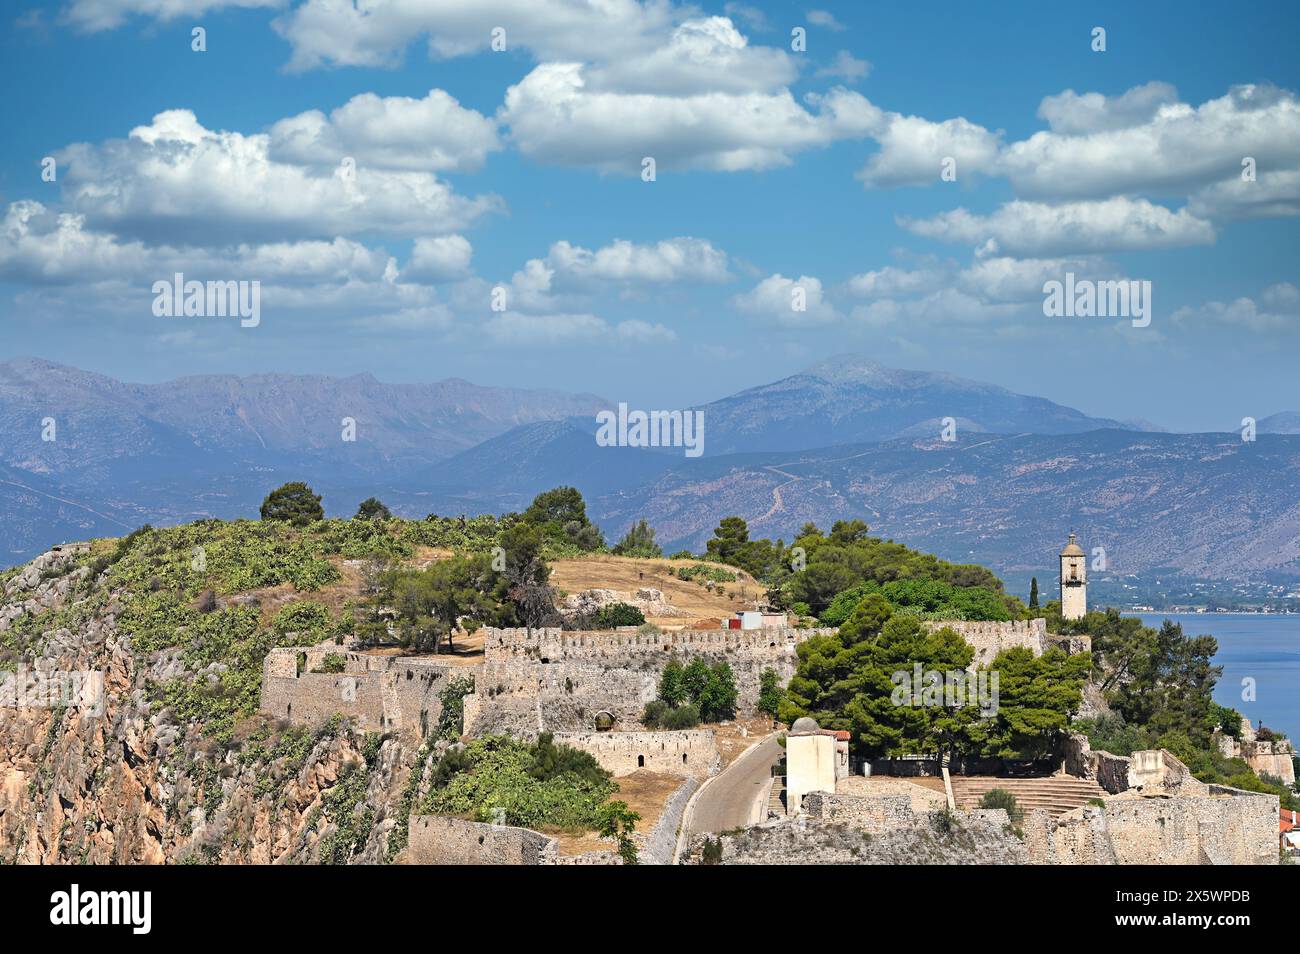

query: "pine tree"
xmin=1029 ymin=577 xmax=1039 ymax=610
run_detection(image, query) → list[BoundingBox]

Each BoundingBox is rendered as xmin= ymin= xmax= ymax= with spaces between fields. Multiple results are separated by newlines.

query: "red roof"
xmin=819 ymin=729 xmax=851 ymax=742
xmin=1281 ymin=809 xmax=1298 ymax=834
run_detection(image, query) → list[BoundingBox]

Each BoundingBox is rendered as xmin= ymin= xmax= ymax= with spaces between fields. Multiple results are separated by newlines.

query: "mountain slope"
xmin=692 ymin=355 xmax=1134 ymax=455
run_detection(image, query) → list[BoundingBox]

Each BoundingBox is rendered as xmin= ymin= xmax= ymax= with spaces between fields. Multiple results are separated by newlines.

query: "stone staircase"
xmin=950 ymin=775 xmax=1105 ymax=817
xmin=768 ymin=774 xmax=787 ymax=817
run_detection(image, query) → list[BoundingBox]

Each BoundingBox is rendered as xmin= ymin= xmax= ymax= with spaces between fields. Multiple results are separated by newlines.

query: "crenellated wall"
xmin=463 ymin=625 xmax=828 ymax=734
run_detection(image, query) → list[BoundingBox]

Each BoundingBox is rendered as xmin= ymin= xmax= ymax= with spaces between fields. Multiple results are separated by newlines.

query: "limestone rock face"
xmin=0 ymin=547 xmax=415 ymax=865
xmin=559 ymin=587 xmax=683 ymax=620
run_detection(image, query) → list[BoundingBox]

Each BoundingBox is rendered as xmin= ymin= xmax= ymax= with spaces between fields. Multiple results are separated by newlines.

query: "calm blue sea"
xmin=1128 ymin=613 xmax=1300 ymax=742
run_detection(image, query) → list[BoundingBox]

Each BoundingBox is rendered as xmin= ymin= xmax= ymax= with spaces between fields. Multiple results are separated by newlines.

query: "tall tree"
xmin=1028 ymin=577 xmax=1039 ymax=610
xmin=611 ymin=519 xmax=663 ymax=558
xmin=260 ymin=482 xmax=324 ymax=526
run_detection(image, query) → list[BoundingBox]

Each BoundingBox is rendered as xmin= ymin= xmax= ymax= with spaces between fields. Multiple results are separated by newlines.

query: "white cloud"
xmin=502 ymin=64 xmax=879 ymax=172
xmin=57 ymin=109 xmax=500 ymax=244
xmin=1035 ymin=81 xmax=1180 ymax=134
xmin=1171 ymin=283 xmax=1300 ymax=332
xmin=404 ymin=235 xmax=474 ymax=282
xmin=273 ymin=0 xmax=675 ymax=72
xmin=61 ymin=0 xmax=282 ymax=32
xmin=545 ymin=237 xmax=729 ymax=284
xmin=588 ymin=17 xmax=797 ymax=96
xmin=1001 ymin=83 xmax=1300 ymax=203
xmin=806 ymin=10 xmax=846 ymax=31
xmin=733 ymin=273 xmax=839 ymax=325
xmin=816 ymin=50 xmax=869 ymax=83
xmin=850 ymin=288 xmax=1020 ymax=327
xmin=899 ymin=197 xmax=1215 ymax=256
xmin=857 ymin=112 xmax=1003 ymax=187
xmin=1188 ymin=167 xmax=1300 ymax=220
xmin=846 ymin=263 xmax=941 ymax=298
xmin=268 ymin=89 xmax=500 ymax=173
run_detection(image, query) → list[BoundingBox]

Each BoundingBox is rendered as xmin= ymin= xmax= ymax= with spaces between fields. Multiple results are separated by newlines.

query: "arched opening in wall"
xmin=420 ymin=709 xmax=428 ymax=738
xmin=638 ymin=755 xmax=645 ymax=768
xmin=287 ymin=703 xmax=292 ymax=720
xmin=683 ymin=753 xmax=688 ymax=764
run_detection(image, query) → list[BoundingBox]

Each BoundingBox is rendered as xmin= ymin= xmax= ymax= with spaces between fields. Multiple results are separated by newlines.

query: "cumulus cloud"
xmin=899 ymin=197 xmax=1215 ymax=256
xmin=857 ymin=112 xmax=1003 ymax=187
xmin=502 ymin=63 xmax=879 ymax=172
xmin=733 ymin=273 xmax=839 ymax=325
xmin=1035 ymin=81 xmax=1180 ymax=134
xmin=545 ymin=237 xmax=729 ymax=284
xmin=273 ymin=0 xmax=675 ymax=72
xmin=0 ymin=200 xmax=394 ymax=286
xmin=1001 ymin=83 xmax=1300 ymax=202
xmin=268 ymin=89 xmax=500 ymax=173
xmin=56 ymin=109 xmax=500 ymax=245
xmin=404 ymin=235 xmax=474 ymax=282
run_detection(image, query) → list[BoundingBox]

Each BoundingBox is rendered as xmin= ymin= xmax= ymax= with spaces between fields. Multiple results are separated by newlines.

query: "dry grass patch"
xmin=549 ymin=555 xmax=764 ymax=627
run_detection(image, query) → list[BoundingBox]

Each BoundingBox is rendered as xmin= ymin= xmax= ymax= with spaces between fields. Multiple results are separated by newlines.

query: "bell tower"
xmin=1060 ymin=532 xmax=1087 ymax=620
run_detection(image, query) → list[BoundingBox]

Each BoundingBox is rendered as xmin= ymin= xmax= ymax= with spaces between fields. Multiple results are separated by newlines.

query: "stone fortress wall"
xmin=462 ymin=625 xmax=832 ymax=735
xmin=262 ymin=645 xmax=465 ymax=739
xmin=923 ymin=618 xmax=1090 ymax=668
xmin=553 ymin=730 xmax=721 ymax=777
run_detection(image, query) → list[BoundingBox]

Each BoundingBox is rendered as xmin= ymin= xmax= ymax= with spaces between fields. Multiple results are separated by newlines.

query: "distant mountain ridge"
xmin=688 ymin=355 xmax=1135 ymax=455
xmin=4 ymin=355 xmax=1296 ymax=585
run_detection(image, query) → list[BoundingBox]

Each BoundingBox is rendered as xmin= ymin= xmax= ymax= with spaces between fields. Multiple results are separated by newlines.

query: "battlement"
xmin=482 ymin=625 xmax=823 ymax=661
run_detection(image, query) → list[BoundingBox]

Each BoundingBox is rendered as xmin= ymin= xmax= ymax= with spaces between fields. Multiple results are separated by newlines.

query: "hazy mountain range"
xmin=2 ymin=356 xmax=1298 ymax=586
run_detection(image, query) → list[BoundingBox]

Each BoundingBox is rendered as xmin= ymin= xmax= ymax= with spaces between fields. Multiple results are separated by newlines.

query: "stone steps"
xmin=951 ymin=776 xmax=1104 ymax=817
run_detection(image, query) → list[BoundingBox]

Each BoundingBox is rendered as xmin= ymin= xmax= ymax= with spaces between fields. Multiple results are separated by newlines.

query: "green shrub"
xmin=978 ymin=788 xmax=1023 ymax=823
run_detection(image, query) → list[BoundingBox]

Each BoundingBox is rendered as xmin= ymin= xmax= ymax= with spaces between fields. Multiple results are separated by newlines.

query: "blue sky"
xmin=1 ymin=0 xmax=1297 ymax=430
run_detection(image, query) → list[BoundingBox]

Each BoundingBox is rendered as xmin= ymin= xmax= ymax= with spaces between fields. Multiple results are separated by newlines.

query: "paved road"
xmin=688 ymin=735 xmax=783 ymax=836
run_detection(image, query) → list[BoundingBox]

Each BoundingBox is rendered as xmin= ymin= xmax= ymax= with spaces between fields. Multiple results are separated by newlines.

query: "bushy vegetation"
xmin=420 ymin=734 xmax=632 ymax=835
xmin=820 ymin=578 xmax=1018 ymax=624
xmin=652 ymin=658 xmax=738 ymax=724
xmin=780 ymin=594 xmax=1087 ymax=762
xmin=676 ymin=563 xmax=737 ymax=584
xmin=979 ymin=788 xmax=1023 ymax=823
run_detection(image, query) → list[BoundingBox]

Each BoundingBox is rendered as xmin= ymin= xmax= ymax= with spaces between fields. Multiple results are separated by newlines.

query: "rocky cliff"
xmin=0 ymin=538 xmax=420 ymax=865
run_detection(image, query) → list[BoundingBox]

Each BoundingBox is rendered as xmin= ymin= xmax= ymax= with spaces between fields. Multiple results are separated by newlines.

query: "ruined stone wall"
xmin=261 ymin=647 xmax=471 ymax=739
xmin=405 ymin=815 xmax=557 ymax=865
xmin=1025 ymin=788 xmax=1278 ymax=865
xmin=463 ymin=660 xmax=656 ymax=736
xmin=803 ymin=792 xmax=917 ymax=834
xmin=1063 ymin=732 xmax=1130 ymax=794
xmin=553 ymin=730 xmax=720 ymax=778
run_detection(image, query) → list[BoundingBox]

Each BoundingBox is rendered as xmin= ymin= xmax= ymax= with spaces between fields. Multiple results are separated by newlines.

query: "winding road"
xmin=685 ymin=735 xmax=783 ymax=836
